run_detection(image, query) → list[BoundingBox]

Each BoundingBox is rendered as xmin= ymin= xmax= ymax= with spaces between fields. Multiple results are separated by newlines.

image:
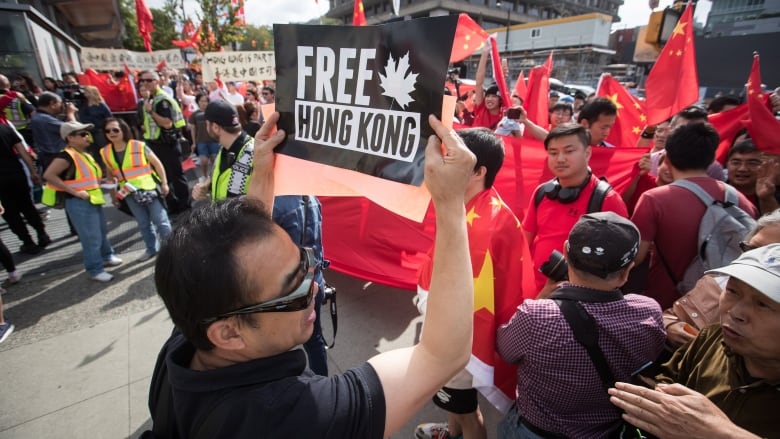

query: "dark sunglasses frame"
xmin=139 ymin=78 xmax=155 ymax=83
xmin=104 ymin=128 xmax=122 ymax=134
xmin=71 ymin=131 xmax=90 ymax=138
xmin=200 ymin=247 xmax=318 ymax=326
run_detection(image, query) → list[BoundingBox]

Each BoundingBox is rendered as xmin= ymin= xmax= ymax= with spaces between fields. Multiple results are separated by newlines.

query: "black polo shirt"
xmin=149 ymin=331 xmax=386 ymax=438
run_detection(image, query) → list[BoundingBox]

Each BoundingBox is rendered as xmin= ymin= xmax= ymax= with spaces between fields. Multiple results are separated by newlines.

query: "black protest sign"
xmin=274 ymin=16 xmax=458 ymax=186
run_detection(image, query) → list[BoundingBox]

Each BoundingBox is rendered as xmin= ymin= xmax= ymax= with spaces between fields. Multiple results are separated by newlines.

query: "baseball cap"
xmin=559 ymin=95 xmax=575 ymax=104
xmin=706 ymin=244 xmax=780 ymax=303
xmin=60 ymin=121 xmax=94 ymax=140
xmin=566 ymin=212 xmax=640 ymax=278
xmin=485 ymin=85 xmax=500 ymax=97
xmin=205 ymin=100 xmax=240 ymax=127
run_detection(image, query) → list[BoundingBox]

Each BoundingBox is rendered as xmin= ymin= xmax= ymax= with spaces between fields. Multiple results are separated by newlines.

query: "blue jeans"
xmin=498 ymin=405 xmax=548 ymax=439
xmin=65 ymin=198 xmax=115 ymax=275
xmin=125 ymin=195 xmax=172 ymax=255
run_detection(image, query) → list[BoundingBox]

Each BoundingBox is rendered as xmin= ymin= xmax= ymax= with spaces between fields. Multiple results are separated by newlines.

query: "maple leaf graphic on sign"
xmin=379 ymin=51 xmax=418 ymax=109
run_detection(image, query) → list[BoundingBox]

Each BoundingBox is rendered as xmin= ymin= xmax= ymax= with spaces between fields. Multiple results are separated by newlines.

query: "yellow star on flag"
xmin=634 ymin=102 xmax=642 ymax=110
xmin=489 ymin=196 xmax=505 ymax=208
xmin=676 ymin=50 xmax=683 ymax=56
xmin=606 ymin=93 xmax=624 ymax=110
xmin=639 ymin=114 xmax=647 ymax=122
xmin=466 ymin=206 xmax=481 ymax=226
xmin=632 ymin=126 xmax=641 ymax=134
xmin=473 ymin=250 xmax=495 ymax=314
xmin=672 ymin=20 xmax=686 ymax=38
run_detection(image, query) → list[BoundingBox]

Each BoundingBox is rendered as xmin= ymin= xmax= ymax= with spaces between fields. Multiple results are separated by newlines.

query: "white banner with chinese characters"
xmin=201 ymin=51 xmax=275 ymax=82
xmin=79 ymin=48 xmax=186 ymax=72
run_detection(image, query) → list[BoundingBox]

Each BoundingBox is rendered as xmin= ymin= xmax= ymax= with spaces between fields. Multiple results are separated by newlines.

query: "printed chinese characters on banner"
xmin=201 ymin=51 xmax=276 ymax=82
xmin=80 ymin=48 xmax=185 ymax=71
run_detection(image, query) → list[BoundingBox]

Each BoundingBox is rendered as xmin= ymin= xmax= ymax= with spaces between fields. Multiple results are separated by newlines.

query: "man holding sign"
xmin=146 ymin=112 xmax=478 ymax=438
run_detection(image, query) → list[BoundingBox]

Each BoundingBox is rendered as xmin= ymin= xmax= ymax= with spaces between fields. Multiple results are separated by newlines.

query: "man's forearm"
xmin=420 ymin=199 xmax=472 ymax=364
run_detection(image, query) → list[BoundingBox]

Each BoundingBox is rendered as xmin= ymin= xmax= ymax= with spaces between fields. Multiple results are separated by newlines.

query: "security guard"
xmin=191 ymin=100 xmax=254 ymax=201
xmin=139 ymin=70 xmax=190 ymax=213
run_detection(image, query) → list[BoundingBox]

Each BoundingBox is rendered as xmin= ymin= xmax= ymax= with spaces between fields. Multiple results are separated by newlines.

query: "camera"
xmin=507 ymin=108 xmax=522 ymax=120
xmin=540 ymin=249 xmax=568 ymax=282
xmin=62 ymin=84 xmax=86 ymax=107
xmin=447 ymin=67 xmax=460 ymax=76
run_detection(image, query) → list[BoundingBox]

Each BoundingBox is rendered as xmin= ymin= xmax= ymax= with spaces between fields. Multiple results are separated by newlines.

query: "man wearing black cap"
xmin=497 ymin=212 xmax=665 ymax=438
xmin=192 ymin=100 xmax=254 ymax=201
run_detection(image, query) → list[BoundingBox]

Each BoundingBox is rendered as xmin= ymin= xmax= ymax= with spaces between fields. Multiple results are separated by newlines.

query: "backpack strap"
xmin=586 ymin=178 xmax=612 ymax=214
xmin=671 ymin=179 xmax=716 ymax=206
xmin=723 ymin=184 xmax=739 ymax=208
xmin=553 ymin=299 xmax=616 ymax=391
xmin=534 ymin=183 xmax=547 ymax=209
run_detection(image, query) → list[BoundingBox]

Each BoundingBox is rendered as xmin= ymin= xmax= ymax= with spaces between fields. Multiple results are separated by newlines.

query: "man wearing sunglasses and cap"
xmin=610 ymin=244 xmax=780 ymax=438
xmin=146 ymin=113 xmax=479 ymax=438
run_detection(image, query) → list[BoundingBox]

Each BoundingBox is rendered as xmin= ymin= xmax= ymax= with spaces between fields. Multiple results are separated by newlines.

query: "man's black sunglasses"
xmin=200 ymin=247 xmax=318 ymax=325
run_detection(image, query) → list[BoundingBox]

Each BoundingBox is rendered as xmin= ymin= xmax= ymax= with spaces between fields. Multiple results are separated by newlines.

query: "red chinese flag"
xmin=416 ymin=187 xmax=535 ymax=411
xmin=136 ymin=0 xmax=154 ymax=52
xmin=450 ymin=13 xmax=489 ymax=63
xmin=156 ymin=59 xmax=167 ymax=72
xmin=524 ymin=65 xmax=550 ymax=128
xmin=645 ymin=2 xmax=698 ymax=125
xmin=543 ymin=50 xmax=553 ymax=75
xmin=513 ymin=70 xmax=527 ymax=102
xmin=744 ymin=53 xmax=780 ymax=155
xmin=711 ymin=103 xmax=749 ymax=164
xmin=353 ymin=0 xmax=367 ymax=26
xmin=489 ymin=36 xmax=511 ymax=106
xmin=596 ymin=73 xmax=648 ymax=147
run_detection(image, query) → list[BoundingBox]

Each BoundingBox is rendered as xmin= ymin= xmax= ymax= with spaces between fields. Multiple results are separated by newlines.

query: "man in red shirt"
xmin=631 ymin=123 xmax=758 ymax=309
xmin=523 ymin=124 xmax=628 ymax=292
xmin=577 ymin=97 xmax=617 ymax=147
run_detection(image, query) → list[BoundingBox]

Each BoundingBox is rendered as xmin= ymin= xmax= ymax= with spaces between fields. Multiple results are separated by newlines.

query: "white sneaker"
xmin=91 ymin=272 xmax=114 ymax=282
xmin=415 ymin=423 xmax=454 ymax=439
xmin=103 ymin=255 xmax=123 ymax=267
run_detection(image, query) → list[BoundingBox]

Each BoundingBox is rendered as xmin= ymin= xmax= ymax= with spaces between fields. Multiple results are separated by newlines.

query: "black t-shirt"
xmin=149 ymin=332 xmax=386 ymax=438
xmin=0 ymin=123 xmax=24 ymax=176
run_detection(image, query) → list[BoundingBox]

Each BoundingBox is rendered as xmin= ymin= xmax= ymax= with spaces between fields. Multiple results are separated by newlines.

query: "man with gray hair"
xmin=610 ymin=244 xmax=780 ymax=439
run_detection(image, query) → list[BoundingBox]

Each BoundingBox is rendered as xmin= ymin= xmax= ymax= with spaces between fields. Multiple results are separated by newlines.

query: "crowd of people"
xmin=2 ymin=54 xmax=780 ymax=439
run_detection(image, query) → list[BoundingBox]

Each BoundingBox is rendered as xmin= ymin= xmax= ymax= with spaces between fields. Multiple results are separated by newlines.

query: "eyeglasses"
xmin=739 ymin=241 xmax=758 ymax=253
xmin=139 ymin=78 xmax=155 ymax=83
xmin=104 ymin=128 xmax=121 ymax=134
xmin=199 ymin=247 xmax=319 ymax=326
xmin=71 ymin=131 xmax=90 ymax=138
xmin=727 ymin=159 xmax=762 ymax=169
xmin=261 ymin=92 xmax=270 ymax=96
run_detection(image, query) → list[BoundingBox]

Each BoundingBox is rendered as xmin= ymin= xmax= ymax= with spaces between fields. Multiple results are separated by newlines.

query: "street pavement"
xmin=0 ymin=200 xmax=501 ymax=438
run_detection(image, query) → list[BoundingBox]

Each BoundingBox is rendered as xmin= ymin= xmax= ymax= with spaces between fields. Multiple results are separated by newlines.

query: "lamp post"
xmin=496 ymin=1 xmax=511 ymax=53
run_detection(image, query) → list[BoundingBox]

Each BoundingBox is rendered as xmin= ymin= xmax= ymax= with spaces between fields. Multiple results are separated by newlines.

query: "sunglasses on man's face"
xmin=71 ymin=131 xmax=90 ymax=138
xmin=139 ymin=78 xmax=155 ymax=83
xmin=199 ymin=247 xmax=319 ymax=326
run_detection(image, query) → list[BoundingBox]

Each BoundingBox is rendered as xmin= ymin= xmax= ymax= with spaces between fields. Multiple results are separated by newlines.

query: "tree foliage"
xmin=195 ymin=0 xmax=244 ymax=52
xmin=120 ymin=0 xmax=182 ymax=51
xmin=239 ymin=25 xmax=273 ymax=51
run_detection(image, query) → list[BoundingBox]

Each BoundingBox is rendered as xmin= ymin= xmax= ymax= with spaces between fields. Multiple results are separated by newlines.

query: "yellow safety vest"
xmin=3 ymin=98 xmax=29 ymax=130
xmin=100 ymin=140 xmax=157 ymax=191
xmin=211 ymin=134 xmax=254 ymax=201
xmin=42 ymin=147 xmax=105 ymax=206
xmin=142 ymin=90 xmax=185 ymax=140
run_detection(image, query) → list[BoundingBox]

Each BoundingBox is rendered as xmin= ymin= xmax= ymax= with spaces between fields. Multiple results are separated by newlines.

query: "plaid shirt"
xmin=497 ymin=286 xmax=665 ymax=438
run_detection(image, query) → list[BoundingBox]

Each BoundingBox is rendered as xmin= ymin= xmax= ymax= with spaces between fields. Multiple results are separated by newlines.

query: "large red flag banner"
xmin=135 ymin=0 xmax=154 ymax=52
xmin=77 ymin=69 xmax=138 ymax=112
xmin=744 ymin=53 xmax=780 ymax=155
xmin=322 ymin=134 xmax=648 ymax=291
xmin=596 ymin=73 xmax=648 ymax=147
xmin=450 ymin=13 xmax=489 ymax=63
xmin=644 ymin=2 xmax=698 ymax=125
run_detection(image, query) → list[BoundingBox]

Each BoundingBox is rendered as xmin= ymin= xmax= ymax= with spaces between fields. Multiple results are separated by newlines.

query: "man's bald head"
xmin=0 ymin=74 xmax=9 ymax=90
